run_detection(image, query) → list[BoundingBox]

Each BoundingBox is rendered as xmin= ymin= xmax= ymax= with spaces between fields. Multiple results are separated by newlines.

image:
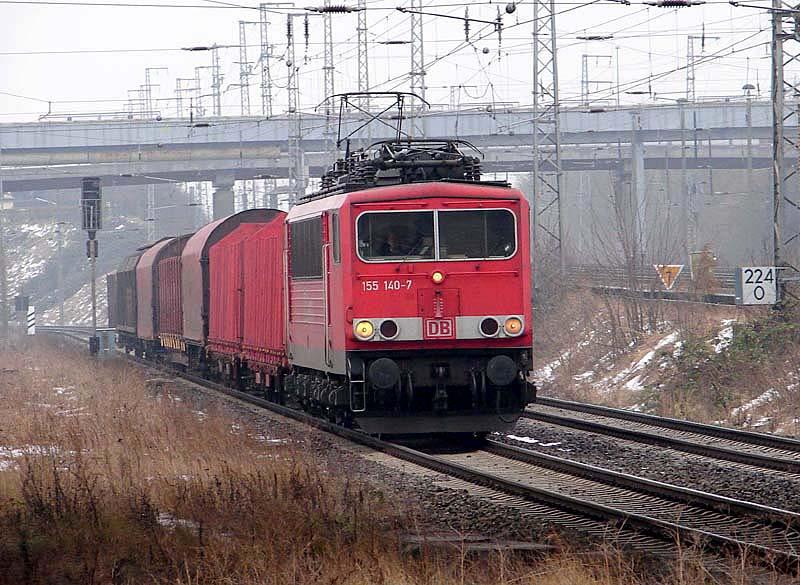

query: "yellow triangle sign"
xmin=654 ymin=264 xmax=684 ymax=290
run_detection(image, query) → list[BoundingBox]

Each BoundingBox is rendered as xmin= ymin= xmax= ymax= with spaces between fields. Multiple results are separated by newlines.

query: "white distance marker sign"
xmin=735 ymin=267 xmax=777 ymax=305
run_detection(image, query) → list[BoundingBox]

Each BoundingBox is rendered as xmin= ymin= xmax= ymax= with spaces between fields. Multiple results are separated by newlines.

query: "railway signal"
xmin=81 ymin=177 xmax=102 ymax=355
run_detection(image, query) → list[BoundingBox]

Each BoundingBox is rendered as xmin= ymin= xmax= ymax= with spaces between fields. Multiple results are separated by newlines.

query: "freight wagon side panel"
xmin=207 ymin=224 xmax=262 ymax=356
xmin=242 ymin=216 xmax=287 ymax=370
xmin=114 ymin=248 xmax=151 ymax=335
xmin=116 ymin=270 xmax=138 ymax=334
xmin=181 ymin=209 xmax=279 ymax=346
xmin=157 ymin=256 xmax=183 ymax=337
xmin=106 ymin=273 xmax=118 ymax=328
xmin=136 ymin=238 xmax=173 ymax=341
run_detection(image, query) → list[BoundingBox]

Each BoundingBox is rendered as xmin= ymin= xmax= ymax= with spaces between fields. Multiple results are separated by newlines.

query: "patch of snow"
xmin=0 ymin=445 xmax=61 ymax=469
xmin=713 ymin=325 xmax=734 ymax=353
xmin=506 ymin=435 xmax=562 ymax=447
xmin=632 ymin=351 xmax=655 ymax=373
xmin=573 ymin=371 xmax=595 ymax=382
xmin=534 ymin=352 xmax=570 ymax=383
xmin=623 ymin=375 xmax=646 ymax=392
xmin=655 ymin=331 xmax=679 ymax=350
xmin=55 ymin=407 xmax=87 ymax=417
xmin=731 ymin=388 xmax=779 ymax=416
xmin=157 ymin=512 xmax=199 ymax=531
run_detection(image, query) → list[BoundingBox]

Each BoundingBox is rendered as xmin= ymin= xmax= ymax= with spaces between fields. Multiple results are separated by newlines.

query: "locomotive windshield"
xmin=438 ymin=210 xmax=515 ymax=259
xmin=357 ymin=211 xmax=435 ymax=261
xmin=357 ymin=209 xmax=516 ymax=262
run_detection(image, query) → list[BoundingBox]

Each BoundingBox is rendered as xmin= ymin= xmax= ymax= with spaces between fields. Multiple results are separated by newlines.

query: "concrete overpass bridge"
xmin=0 ymin=99 xmax=786 ymax=218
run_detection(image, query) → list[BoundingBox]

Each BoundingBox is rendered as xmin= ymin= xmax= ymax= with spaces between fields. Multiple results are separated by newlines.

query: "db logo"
xmin=424 ymin=318 xmax=455 ymax=339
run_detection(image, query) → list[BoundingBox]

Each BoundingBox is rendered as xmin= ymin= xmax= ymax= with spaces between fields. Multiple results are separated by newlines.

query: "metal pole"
xmin=212 ymin=46 xmax=222 ymax=116
xmin=357 ymin=0 xmax=369 ymax=93
xmin=772 ymin=0 xmax=783 ymax=270
xmin=57 ymin=222 xmax=64 ymax=325
xmin=259 ymin=3 xmax=274 ymax=118
xmin=239 ymin=21 xmax=251 ymax=116
xmin=410 ymin=0 xmax=426 ymax=137
xmin=287 ymin=14 xmax=303 ymax=206
xmin=680 ymin=101 xmax=688 ymax=263
xmin=146 ymin=184 xmax=156 ymax=241
xmin=90 ymin=254 xmax=97 ymax=343
xmin=0 ymin=144 xmax=6 ymax=340
xmin=746 ymin=95 xmax=753 ymax=198
xmin=615 ymin=45 xmax=620 ymax=108
xmin=532 ymin=0 xmax=564 ymax=275
xmin=323 ymin=0 xmax=335 ymax=158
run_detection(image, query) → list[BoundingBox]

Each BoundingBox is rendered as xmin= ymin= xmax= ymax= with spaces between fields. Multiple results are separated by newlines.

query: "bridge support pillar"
xmin=212 ymin=174 xmax=235 ymax=219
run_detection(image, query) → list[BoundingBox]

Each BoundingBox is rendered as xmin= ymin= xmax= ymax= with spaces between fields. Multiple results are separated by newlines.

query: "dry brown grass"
xmin=0 ymin=340 xmax=786 ymax=584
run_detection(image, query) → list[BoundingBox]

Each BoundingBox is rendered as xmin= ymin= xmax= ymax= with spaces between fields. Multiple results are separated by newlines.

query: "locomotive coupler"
xmin=433 ymin=384 xmax=448 ymax=412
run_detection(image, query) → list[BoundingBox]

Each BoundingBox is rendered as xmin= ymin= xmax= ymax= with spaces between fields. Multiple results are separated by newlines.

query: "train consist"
xmin=108 ymin=138 xmax=536 ymax=435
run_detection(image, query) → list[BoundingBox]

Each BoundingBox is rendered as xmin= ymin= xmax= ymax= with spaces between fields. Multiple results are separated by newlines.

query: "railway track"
xmin=167 ymin=369 xmax=800 ymax=571
xmin=525 ymin=397 xmax=800 ymax=474
xmin=39 ymin=329 xmax=800 ymax=570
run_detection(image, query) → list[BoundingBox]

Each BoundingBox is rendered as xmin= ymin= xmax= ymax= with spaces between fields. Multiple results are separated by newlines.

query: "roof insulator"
xmin=644 ymin=0 xmax=705 ymax=6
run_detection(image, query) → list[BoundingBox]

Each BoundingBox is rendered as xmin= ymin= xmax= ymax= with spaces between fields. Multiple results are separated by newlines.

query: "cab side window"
xmin=290 ymin=216 xmax=323 ymax=278
xmin=331 ymin=213 xmax=341 ymax=264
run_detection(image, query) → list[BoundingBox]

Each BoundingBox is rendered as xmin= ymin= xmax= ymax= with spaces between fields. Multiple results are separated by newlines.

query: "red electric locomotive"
xmin=110 ymin=134 xmax=535 ymax=436
xmin=285 ymin=153 xmax=535 ymax=433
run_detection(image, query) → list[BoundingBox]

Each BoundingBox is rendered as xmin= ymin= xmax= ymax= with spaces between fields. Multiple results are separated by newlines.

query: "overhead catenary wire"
xmin=0 ymin=0 xmax=780 ymax=120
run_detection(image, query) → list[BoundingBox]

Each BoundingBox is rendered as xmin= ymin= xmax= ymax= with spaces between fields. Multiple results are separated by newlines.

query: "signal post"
xmin=81 ymin=177 xmax=102 ymax=355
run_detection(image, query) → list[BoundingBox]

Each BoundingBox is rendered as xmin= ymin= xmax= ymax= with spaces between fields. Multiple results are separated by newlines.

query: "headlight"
xmin=379 ymin=319 xmax=399 ymax=340
xmin=431 ymin=271 xmax=445 ymax=284
xmin=354 ymin=320 xmax=374 ymax=340
xmin=504 ymin=317 xmax=523 ymax=336
xmin=479 ymin=317 xmax=500 ymax=337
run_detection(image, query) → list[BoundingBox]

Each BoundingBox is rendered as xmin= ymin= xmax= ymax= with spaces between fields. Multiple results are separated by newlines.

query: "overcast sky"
xmin=0 ymin=0 xmax=776 ymax=123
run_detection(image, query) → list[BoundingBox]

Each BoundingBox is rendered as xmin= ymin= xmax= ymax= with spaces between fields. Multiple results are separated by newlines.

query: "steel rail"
xmin=485 ymin=440 xmax=800 ymax=531
xmin=535 ymin=396 xmax=800 ymax=452
xmin=522 ymin=408 xmax=800 ymax=474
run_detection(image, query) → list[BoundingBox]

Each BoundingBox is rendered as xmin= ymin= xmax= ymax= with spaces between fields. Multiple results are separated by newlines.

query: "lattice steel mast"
xmin=287 ymin=14 xmax=304 ymax=205
xmin=357 ymin=0 xmax=369 ymax=92
xmin=772 ymin=0 xmax=800 ymax=281
xmin=409 ymin=0 xmax=426 ymax=136
xmin=239 ymin=21 xmax=251 ymax=116
xmin=323 ymin=0 xmax=336 ymax=158
xmin=259 ymin=4 xmax=274 ymax=117
xmin=211 ymin=45 xmax=222 ymax=116
xmin=532 ymin=0 xmax=564 ymax=273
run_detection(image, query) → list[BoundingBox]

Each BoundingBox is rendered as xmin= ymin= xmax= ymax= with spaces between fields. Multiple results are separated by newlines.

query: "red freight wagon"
xmin=136 ymin=237 xmax=173 ymax=344
xmin=207 ymin=223 xmax=264 ymax=358
xmin=137 ymin=234 xmax=193 ymax=355
xmin=241 ymin=214 xmax=287 ymax=377
xmin=180 ymin=209 xmax=282 ymax=367
xmin=137 ymin=235 xmax=193 ymax=345
xmin=112 ymin=245 xmax=153 ymax=353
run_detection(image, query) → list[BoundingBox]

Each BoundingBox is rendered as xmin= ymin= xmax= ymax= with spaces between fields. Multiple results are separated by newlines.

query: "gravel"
xmin=496 ymin=417 xmax=800 ymax=512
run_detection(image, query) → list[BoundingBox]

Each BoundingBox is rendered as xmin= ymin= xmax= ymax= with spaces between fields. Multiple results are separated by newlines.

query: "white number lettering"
xmin=362 ymin=279 xmax=414 ymax=293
